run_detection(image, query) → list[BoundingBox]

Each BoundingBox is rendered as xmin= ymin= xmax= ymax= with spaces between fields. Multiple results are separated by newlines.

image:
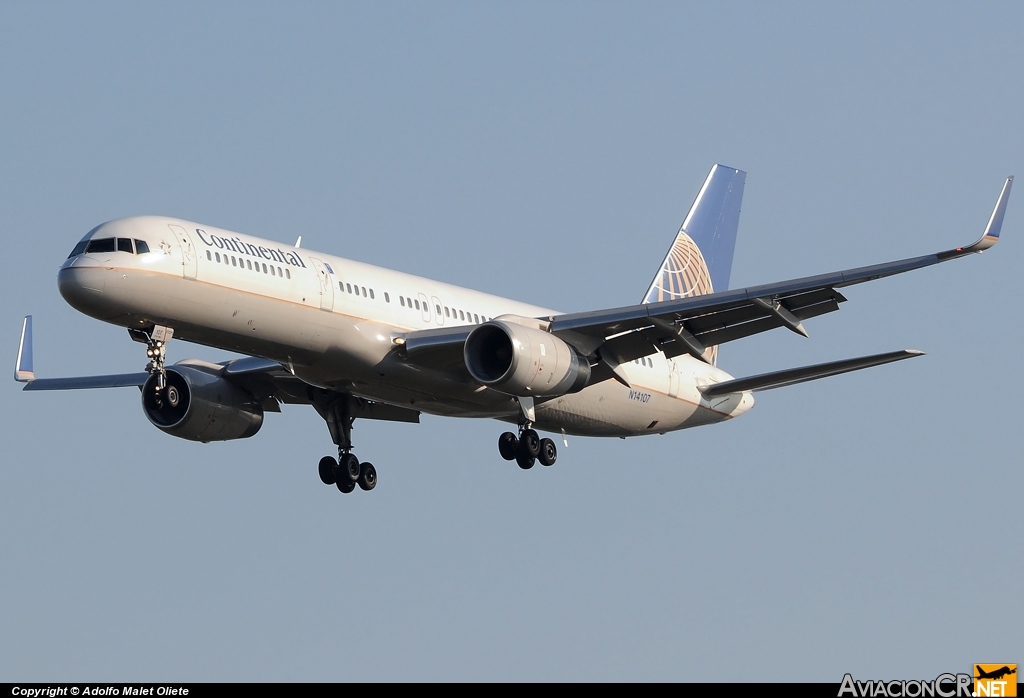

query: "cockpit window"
xmin=86 ymin=238 xmax=116 ymax=253
xmin=68 ymin=240 xmax=89 ymax=258
xmin=117 ymin=238 xmax=134 ymax=254
xmin=135 ymin=240 xmax=150 ymax=254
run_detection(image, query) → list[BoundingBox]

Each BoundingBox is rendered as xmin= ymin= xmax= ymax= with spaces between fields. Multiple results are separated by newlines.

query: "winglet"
xmin=15 ymin=315 xmax=34 ymax=382
xmin=964 ymin=176 xmax=1013 ymax=253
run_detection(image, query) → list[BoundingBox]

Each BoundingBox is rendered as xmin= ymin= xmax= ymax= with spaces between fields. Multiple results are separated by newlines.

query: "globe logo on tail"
xmin=647 ymin=231 xmax=717 ymax=364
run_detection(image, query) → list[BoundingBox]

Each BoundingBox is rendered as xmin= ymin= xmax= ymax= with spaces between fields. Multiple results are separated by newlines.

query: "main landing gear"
xmin=497 ymin=396 xmax=557 ymax=469
xmin=498 ymin=427 xmax=557 ymax=469
xmin=312 ymin=394 xmax=377 ymax=495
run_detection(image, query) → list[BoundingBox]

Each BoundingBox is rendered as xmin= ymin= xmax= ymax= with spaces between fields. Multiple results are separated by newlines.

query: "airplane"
xmin=975 ymin=666 xmax=1016 ymax=681
xmin=14 ymin=165 xmax=1013 ymax=495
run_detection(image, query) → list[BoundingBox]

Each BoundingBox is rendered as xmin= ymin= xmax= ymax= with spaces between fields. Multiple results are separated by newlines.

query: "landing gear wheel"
xmin=519 ymin=429 xmax=541 ymax=458
xmin=340 ymin=453 xmax=361 ymax=482
xmin=318 ymin=456 xmax=338 ymax=485
xmin=538 ymin=438 xmax=557 ymax=466
xmin=498 ymin=432 xmax=518 ymax=461
xmin=516 ymin=451 xmax=536 ymax=469
xmin=358 ymin=462 xmax=377 ymax=491
xmin=336 ymin=477 xmax=355 ymax=494
xmin=166 ymin=385 xmax=181 ymax=408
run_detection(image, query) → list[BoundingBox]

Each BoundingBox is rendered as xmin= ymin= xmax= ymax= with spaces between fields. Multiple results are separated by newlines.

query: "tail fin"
xmin=642 ymin=164 xmax=745 ymax=364
xmin=643 ymin=164 xmax=746 ymax=302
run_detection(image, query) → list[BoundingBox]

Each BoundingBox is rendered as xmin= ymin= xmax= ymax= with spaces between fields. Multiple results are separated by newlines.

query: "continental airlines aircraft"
xmin=14 ymin=166 xmax=1013 ymax=495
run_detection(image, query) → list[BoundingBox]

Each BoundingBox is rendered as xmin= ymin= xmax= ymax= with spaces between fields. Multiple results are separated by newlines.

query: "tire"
xmin=519 ymin=429 xmax=541 ymax=458
xmin=358 ymin=462 xmax=377 ymax=491
xmin=538 ymin=438 xmax=557 ymax=466
xmin=336 ymin=477 xmax=355 ymax=494
xmin=318 ymin=456 xmax=338 ymax=485
xmin=516 ymin=451 xmax=535 ymax=469
xmin=498 ymin=432 xmax=518 ymax=461
xmin=340 ymin=453 xmax=361 ymax=482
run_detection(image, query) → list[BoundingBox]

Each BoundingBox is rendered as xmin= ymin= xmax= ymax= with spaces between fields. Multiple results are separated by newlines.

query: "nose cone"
xmin=58 ymin=261 xmax=119 ymax=320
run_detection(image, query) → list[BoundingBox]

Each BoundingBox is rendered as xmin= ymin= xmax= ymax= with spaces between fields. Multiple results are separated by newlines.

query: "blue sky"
xmin=1 ymin=2 xmax=1020 ymax=681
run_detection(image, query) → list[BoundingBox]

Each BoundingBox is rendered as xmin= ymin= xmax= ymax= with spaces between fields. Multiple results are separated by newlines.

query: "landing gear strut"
xmin=312 ymin=394 xmax=378 ymax=494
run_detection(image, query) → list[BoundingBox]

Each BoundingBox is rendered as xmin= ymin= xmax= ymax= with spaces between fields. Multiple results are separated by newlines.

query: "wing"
xmin=14 ymin=318 xmax=420 ymax=424
xmin=547 ymin=177 xmax=1012 ymax=365
xmin=397 ymin=177 xmax=1011 ymax=378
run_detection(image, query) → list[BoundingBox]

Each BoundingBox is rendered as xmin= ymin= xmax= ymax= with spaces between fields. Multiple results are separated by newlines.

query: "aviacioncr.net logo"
xmin=839 ymin=673 xmax=973 ymax=697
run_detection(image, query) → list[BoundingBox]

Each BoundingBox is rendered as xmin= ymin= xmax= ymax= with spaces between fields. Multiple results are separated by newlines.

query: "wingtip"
xmin=959 ymin=176 xmax=1013 ymax=254
xmin=15 ymin=315 xmax=34 ymax=382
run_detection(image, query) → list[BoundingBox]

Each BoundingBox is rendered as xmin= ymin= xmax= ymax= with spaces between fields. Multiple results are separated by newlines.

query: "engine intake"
xmin=464 ymin=320 xmax=591 ymax=397
xmin=142 ymin=365 xmax=264 ymax=442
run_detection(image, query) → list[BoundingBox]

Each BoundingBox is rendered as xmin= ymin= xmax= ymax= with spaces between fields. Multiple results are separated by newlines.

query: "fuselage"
xmin=57 ymin=216 xmax=753 ymax=437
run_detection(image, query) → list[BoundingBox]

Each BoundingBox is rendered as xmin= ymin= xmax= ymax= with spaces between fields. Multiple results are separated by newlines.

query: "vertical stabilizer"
xmin=643 ymin=164 xmax=745 ymax=302
xmin=642 ymin=164 xmax=745 ymax=365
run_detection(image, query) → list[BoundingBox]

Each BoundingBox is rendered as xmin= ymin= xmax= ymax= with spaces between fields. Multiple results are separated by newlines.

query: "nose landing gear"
xmin=130 ymin=324 xmax=174 ymax=401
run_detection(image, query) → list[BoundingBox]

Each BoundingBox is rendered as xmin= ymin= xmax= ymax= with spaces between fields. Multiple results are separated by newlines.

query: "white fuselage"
xmin=57 ymin=216 xmax=753 ymax=437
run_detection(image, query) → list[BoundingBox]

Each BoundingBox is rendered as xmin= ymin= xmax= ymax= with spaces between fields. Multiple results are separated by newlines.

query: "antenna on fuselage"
xmin=294 ymin=236 xmax=302 ymax=248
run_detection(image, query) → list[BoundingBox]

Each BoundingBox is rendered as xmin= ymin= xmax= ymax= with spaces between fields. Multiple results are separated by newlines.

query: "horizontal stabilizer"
xmin=699 ymin=349 xmax=924 ymax=397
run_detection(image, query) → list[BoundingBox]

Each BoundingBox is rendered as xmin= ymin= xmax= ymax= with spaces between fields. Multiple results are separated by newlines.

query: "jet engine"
xmin=142 ymin=365 xmax=264 ymax=442
xmin=464 ymin=320 xmax=591 ymax=397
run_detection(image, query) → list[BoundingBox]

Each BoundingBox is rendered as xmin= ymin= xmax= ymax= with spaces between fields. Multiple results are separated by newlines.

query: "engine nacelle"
xmin=142 ymin=365 xmax=264 ymax=442
xmin=464 ymin=320 xmax=591 ymax=397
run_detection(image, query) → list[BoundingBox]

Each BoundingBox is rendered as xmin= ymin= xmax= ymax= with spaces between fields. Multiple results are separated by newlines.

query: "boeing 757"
xmin=14 ymin=166 xmax=1013 ymax=494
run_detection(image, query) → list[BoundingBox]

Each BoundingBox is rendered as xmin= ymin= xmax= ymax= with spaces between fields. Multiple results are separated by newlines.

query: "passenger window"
xmin=247 ymin=260 xmax=252 ymax=270
xmin=369 ymin=289 xmax=375 ymax=300
xmin=215 ymin=252 xmax=221 ymax=263
xmin=414 ymin=299 xmax=420 ymax=310
xmin=459 ymin=310 xmax=465 ymax=321
xmin=206 ymin=250 xmax=212 ymax=260
xmin=436 ymin=305 xmax=442 ymax=315
xmin=232 ymin=257 xmax=237 ymax=266
xmin=400 ymin=296 xmax=405 ymax=307
xmin=285 ymin=269 xmax=290 ymax=279
xmin=262 ymin=263 xmax=268 ymax=273
xmin=224 ymin=255 xmax=229 ymax=264
xmin=86 ymin=238 xmax=116 ymax=253
xmin=444 ymin=307 xmax=450 ymax=318
xmin=68 ymin=240 xmax=89 ymax=258
xmin=361 ymin=286 xmax=367 ymax=297
xmin=384 ymin=292 xmax=390 ymax=303
xmin=347 ymin=283 xmax=352 ymax=293
xmin=271 ymin=266 xmax=275 ymax=276
xmin=117 ymin=238 xmax=134 ymax=253
xmin=278 ymin=266 xmax=282 ymax=276
xmin=473 ymin=313 xmax=479 ymax=323
xmin=134 ymin=240 xmax=150 ymax=254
